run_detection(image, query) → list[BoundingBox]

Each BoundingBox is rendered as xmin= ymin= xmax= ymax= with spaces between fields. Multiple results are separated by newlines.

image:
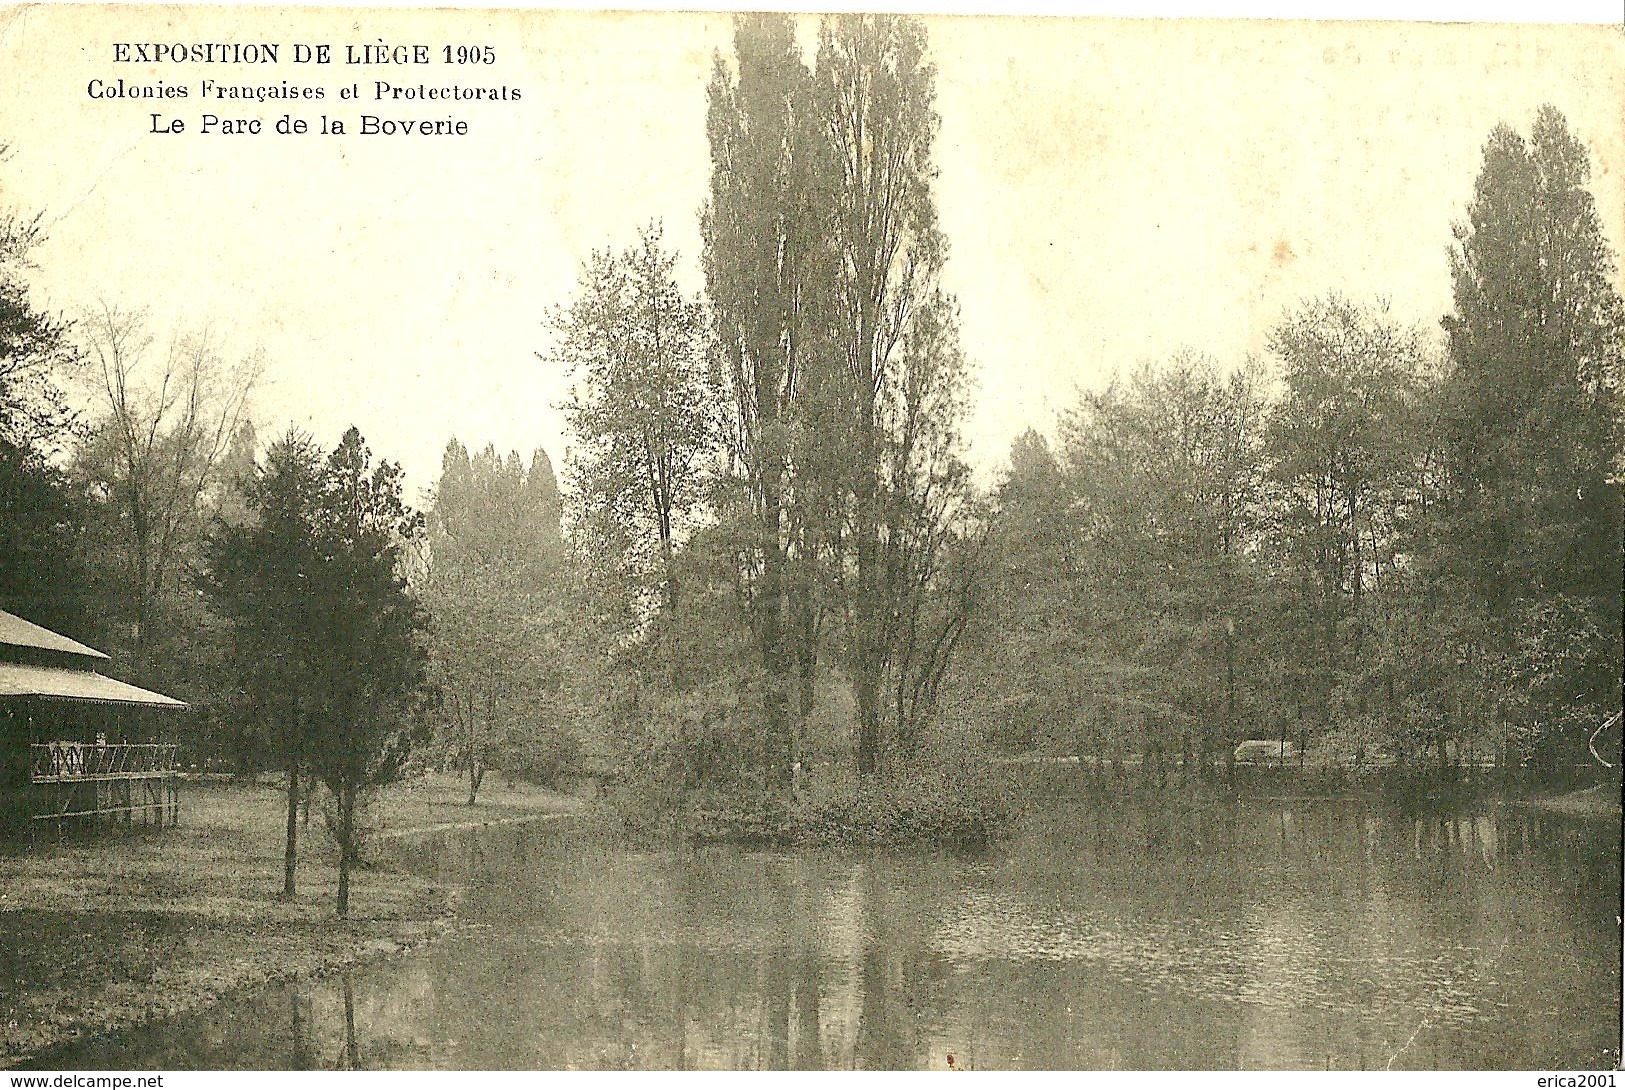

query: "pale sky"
xmin=1 ymin=5 xmax=1621 ymax=502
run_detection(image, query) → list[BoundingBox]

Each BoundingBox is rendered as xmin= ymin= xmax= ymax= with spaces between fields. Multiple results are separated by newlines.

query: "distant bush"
xmin=794 ymin=767 xmax=1011 ymax=849
xmin=683 ymin=762 xmax=1013 ymax=850
xmin=501 ymin=731 xmax=581 ymax=791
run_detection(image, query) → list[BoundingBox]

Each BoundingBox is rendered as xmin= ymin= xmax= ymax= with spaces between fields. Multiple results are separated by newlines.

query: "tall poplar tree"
xmin=703 ymin=13 xmax=835 ymax=790
xmin=815 ymin=14 xmax=967 ymax=775
xmin=1439 ymin=105 xmax=1624 ymax=759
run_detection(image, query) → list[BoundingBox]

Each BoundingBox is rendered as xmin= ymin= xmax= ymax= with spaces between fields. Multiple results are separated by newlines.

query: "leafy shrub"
xmin=794 ymin=767 xmax=1010 ymax=849
xmin=502 ymin=729 xmax=581 ymax=790
xmin=679 ymin=761 xmax=1012 ymax=850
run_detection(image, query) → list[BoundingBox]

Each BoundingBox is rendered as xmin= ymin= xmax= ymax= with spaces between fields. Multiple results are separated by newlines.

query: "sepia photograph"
xmin=0 ymin=0 xmax=1621 ymax=1073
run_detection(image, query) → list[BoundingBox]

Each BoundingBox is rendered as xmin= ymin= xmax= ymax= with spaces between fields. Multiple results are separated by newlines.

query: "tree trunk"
xmin=467 ymin=694 xmax=484 ymax=805
xmin=793 ymin=570 xmax=819 ymax=752
xmin=793 ymin=951 xmax=823 ymax=1068
xmin=282 ymin=754 xmax=300 ymax=898
xmin=796 ymin=643 xmax=817 ymax=764
xmin=759 ymin=456 xmax=792 ymax=795
xmin=660 ymin=530 xmax=679 ymax=623
xmin=289 ymin=990 xmax=311 ymax=1069
xmin=856 ymin=671 xmax=881 ymax=777
xmin=336 ymin=781 xmax=355 ymax=919
xmin=1224 ymin=621 xmax=1237 ymax=783
xmin=341 ymin=976 xmax=360 ymax=1069
xmin=852 ymin=406 xmax=884 ymax=779
xmin=1281 ymin=705 xmax=1292 ymax=774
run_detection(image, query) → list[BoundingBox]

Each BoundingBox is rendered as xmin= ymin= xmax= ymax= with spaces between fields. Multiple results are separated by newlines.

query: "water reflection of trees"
xmin=356 ymin=852 xmax=965 ymax=1069
xmin=40 ymin=804 xmax=1620 ymax=1070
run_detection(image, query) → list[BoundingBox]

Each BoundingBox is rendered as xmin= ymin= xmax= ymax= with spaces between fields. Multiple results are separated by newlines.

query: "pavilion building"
xmin=0 ymin=609 xmax=186 ymax=838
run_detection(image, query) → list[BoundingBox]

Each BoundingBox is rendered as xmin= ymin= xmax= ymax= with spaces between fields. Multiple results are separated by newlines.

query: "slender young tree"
xmin=208 ymin=427 xmax=430 ymax=914
xmin=554 ymin=223 xmax=719 ymax=633
xmin=204 ymin=429 xmax=327 ymax=899
xmin=307 ymin=427 xmax=432 ymax=919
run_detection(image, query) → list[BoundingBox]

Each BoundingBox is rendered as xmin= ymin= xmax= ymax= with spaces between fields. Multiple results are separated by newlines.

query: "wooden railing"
xmin=29 ymin=742 xmax=179 ymax=783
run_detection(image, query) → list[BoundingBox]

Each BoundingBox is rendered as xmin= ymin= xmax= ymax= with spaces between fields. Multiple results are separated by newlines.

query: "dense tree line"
xmin=420 ymin=439 xmax=580 ymax=803
xmin=958 ymin=106 xmax=1622 ymax=782
xmin=528 ymin=25 xmax=1622 ymax=821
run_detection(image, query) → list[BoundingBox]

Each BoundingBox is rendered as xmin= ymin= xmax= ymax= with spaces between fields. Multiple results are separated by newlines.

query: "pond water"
xmin=41 ymin=797 xmax=1623 ymax=1070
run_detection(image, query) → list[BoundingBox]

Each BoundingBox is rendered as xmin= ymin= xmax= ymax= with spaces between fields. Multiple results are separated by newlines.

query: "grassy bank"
xmin=0 ymin=772 xmax=578 ymax=1068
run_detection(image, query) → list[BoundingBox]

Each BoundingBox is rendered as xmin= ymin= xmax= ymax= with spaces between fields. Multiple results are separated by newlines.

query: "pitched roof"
xmin=0 ymin=609 xmax=108 ymax=661
xmin=0 ymin=662 xmax=185 ymax=707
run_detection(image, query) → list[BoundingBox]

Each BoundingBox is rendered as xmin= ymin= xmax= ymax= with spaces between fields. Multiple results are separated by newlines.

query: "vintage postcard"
xmin=0 ymin=1 xmax=1620 ymax=1074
